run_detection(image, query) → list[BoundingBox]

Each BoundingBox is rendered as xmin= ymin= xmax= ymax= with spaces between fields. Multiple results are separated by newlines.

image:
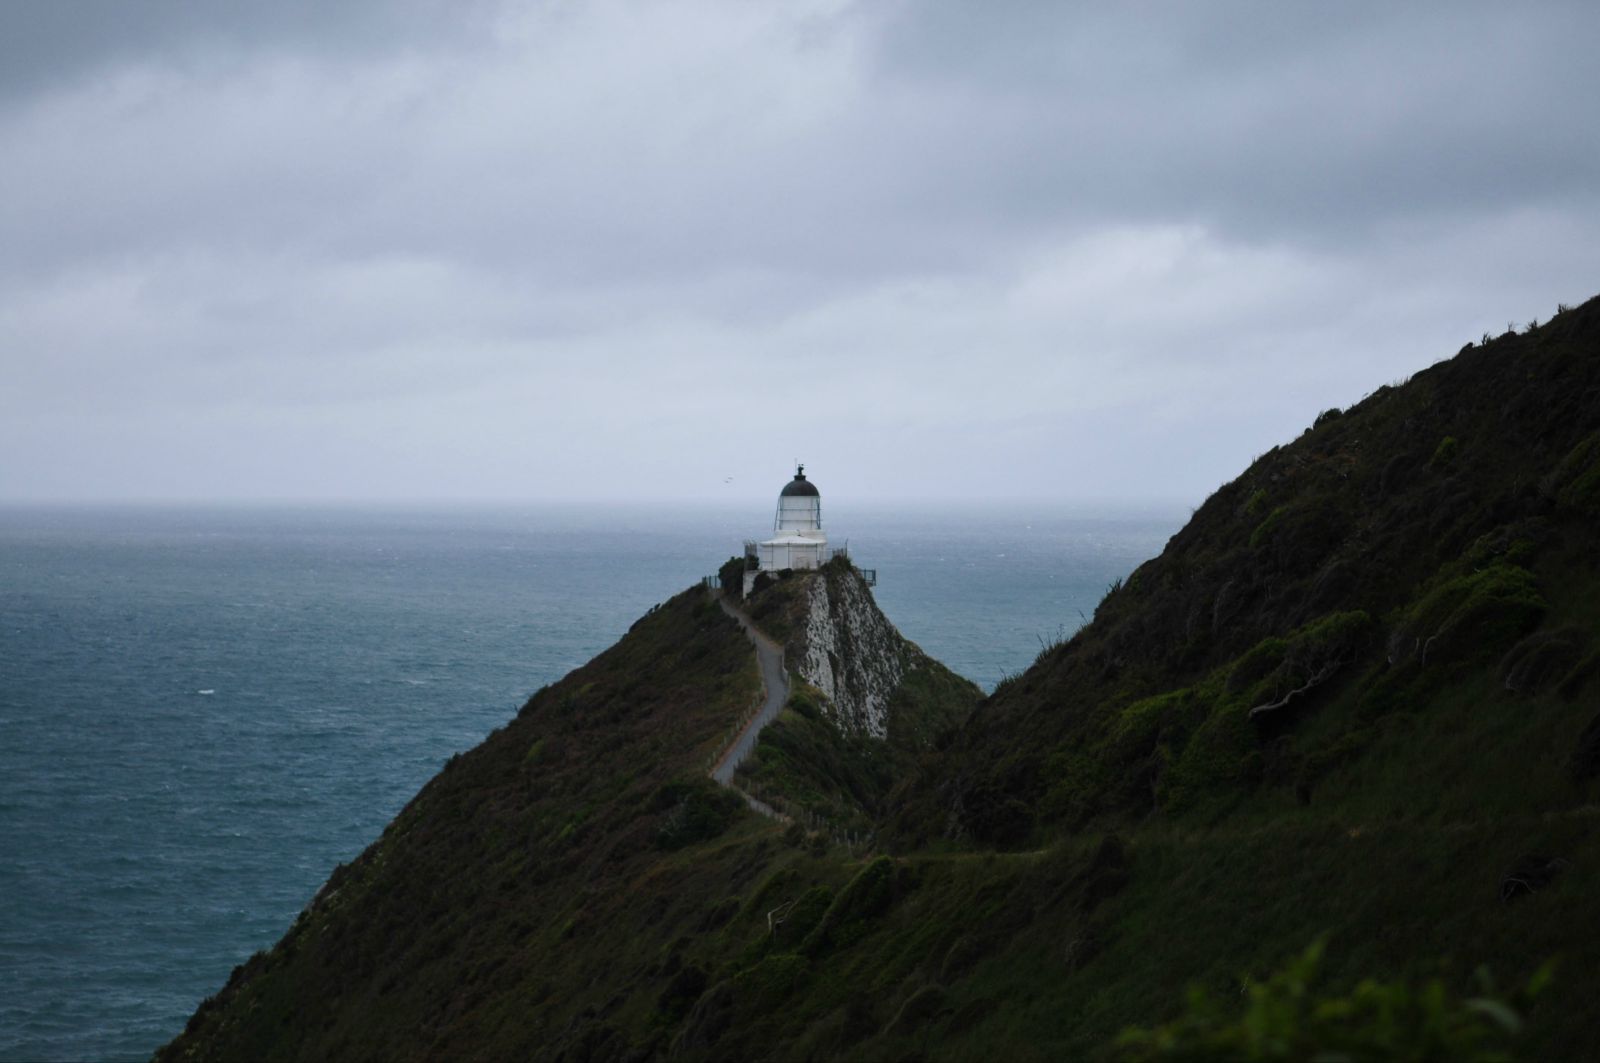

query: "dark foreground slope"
xmin=166 ymin=295 xmax=1600 ymax=1060
xmin=883 ymin=294 xmax=1600 ymax=1050
xmin=161 ymin=591 xmax=772 ymax=1060
xmin=160 ymin=576 xmax=980 ymax=1061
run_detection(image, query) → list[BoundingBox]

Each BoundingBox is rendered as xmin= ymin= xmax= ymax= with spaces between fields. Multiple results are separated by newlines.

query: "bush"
xmin=775 ymin=886 xmax=833 ymax=947
xmin=733 ymin=953 xmax=808 ymax=1010
xmin=1247 ymin=497 xmax=1349 ymax=570
xmin=1107 ymin=690 xmax=1197 ymax=762
xmin=1228 ymin=638 xmax=1287 ymax=693
xmin=653 ymin=780 xmax=744 ymax=850
xmin=1160 ymin=701 xmax=1257 ymax=811
xmin=1276 ymin=611 xmax=1371 ymax=685
xmin=1501 ymin=628 xmax=1589 ymax=695
xmin=1111 ymin=940 xmax=1546 ymax=1062
xmin=802 ymin=856 xmax=901 ymax=955
xmin=1249 ymin=506 xmax=1288 ymax=551
xmin=1431 ymin=435 xmax=1460 ymax=469
xmin=655 ymin=964 xmax=708 ymax=1022
xmin=1543 ymin=432 xmax=1600 ymax=515
xmin=1393 ymin=565 xmax=1545 ymax=667
xmin=718 ymin=556 xmax=745 ymax=595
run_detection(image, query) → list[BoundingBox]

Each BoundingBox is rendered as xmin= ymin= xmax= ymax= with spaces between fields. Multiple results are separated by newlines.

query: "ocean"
xmin=0 ymin=502 xmax=1179 ymax=1061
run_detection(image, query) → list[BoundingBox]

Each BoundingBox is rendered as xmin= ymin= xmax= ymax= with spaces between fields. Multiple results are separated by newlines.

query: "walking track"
xmin=711 ymin=595 xmax=790 ymax=819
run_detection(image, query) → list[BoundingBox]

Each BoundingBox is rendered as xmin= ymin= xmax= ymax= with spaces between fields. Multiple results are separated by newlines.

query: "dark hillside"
xmin=159 ymin=589 xmax=771 ymax=1060
xmin=160 ymin=579 xmax=981 ymax=1062
xmin=165 ymin=293 xmax=1600 ymax=1060
xmin=899 ymin=296 xmax=1600 ymax=846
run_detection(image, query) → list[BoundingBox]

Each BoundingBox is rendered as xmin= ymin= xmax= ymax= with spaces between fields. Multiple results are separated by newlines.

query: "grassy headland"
xmin=163 ymin=295 xmax=1600 ymax=1060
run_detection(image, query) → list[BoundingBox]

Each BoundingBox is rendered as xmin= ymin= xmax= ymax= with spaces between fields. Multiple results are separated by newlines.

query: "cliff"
xmin=731 ymin=561 xmax=979 ymax=833
xmin=163 ymin=293 xmax=1600 ymax=1061
xmin=743 ymin=558 xmax=974 ymax=744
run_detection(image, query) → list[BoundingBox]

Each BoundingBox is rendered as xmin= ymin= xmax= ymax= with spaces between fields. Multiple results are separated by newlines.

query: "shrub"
xmin=1160 ymin=701 xmax=1257 ymax=811
xmin=1430 ymin=435 xmax=1460 ymax=469
xmin=802 ymin=856 xmax=900 ymax=955
xmin=1542 ymin=432 xmax=1600 ymax=514
xmin=788 ymin=688 xmax=822 ymax=721
xmin=718 ymin=555 xmax=745 ymax=595
xmin=654 ymin=780 xmax=744 ymax=850
xmin=775 ymin=885 xmax=833 ymax=947
xmin=1500 ymin=628 xmax=1589 ymax=695
xmin=1286 ymin=610 xmax=1371 ymax=666
xmin=1227 ymin=637 xmax=1288 ymax=694
xmin=655 ymin=964 xmax=708 ymax=1022
xmin=732 ymin=953 xmax=808 ymax=1010
xmin=1111 ymin=940 xmax=1546 ymax=1062
xmin=1107 ymin=690 xmax=1196 ymax=762
xmin=1394 ymin=565 xmax=1545 ymax=667
xmin=1040 ymin=747 xmax=1111 ymax=825
xmin=1247 ymin=497 xmax=1349 ymax=570
xmin=1559 ymin=459 xmax=1600 ymax=516
xmin=1231 ymin=612 xmax=1370 ymax=718
xmin=1249 ymin=506 xmax=1288 ymax=551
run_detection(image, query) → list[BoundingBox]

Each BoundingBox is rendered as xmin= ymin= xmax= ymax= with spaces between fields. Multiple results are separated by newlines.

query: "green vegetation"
xmin=1248 ymin=504 xmax=1287 ymax=550
xmin=734 ymin=688 xmax=895 ymax=834
xmin=1393 ymin=564 xmax=1544 ymax=667
xmin=1547 ymin=431 xmax=1600 ymax=515
xmin=163 ymin=294 xmax=1600 ymax=1060
xmin=1113 ymin=941 xmax=1544 ymax=1062
xmin=653 ymin=778 xmax=744 ymax=850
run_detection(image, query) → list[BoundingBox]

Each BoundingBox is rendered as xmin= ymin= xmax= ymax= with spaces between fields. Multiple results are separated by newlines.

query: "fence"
xmin=740 ymin=774 xmax=880 ymax=857
xmin=703 ymin=667 xmax=767 ymax=775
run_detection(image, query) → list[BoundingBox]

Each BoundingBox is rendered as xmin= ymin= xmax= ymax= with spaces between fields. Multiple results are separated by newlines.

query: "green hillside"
xmin=162 ymin=295 xmax=1600 ymax=1061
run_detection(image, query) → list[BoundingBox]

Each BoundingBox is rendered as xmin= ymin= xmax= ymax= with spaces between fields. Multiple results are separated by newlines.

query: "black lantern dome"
xmin=779 ymin=464 xmax=820 ymax=498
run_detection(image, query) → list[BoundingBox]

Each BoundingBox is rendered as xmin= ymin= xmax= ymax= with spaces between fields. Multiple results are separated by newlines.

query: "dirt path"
xmin=710 ymin=595 xmax=791 ymax=818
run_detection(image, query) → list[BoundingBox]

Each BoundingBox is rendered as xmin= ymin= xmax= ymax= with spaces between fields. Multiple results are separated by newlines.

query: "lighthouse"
xmin=737 ymin=464 xmax=871 ymax=596
xmin=747 ymin=464 xmax=829 ymax=578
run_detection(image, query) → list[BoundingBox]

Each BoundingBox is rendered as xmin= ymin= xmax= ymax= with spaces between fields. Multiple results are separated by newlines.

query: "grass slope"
xmin=166 ymin=294 xmax=1600 ymax=1060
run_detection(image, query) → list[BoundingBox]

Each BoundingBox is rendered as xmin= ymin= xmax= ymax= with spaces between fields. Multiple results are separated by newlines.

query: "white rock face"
xmin=794 ymin=567 xmax=920 ymax=738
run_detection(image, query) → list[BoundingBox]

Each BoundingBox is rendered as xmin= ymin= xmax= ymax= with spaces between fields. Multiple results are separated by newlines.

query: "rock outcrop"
xmin=746 ymin=558 xmax=964 ymax=742
xmin=797 ymin=565 xmax=912 ymax=737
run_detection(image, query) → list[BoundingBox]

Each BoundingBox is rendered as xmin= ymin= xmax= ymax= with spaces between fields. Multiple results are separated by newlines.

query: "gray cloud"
xmin=0 ymin=0 xmax=493 ymax=95
xmin=869 ymin=1 xmax=1600 ymax=238
xmin=1 ymin=1 xmax=1597 ymax=504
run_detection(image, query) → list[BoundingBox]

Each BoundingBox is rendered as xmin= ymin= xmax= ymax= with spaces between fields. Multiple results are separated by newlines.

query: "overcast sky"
xmin=2 ymin=0 xmax=1596 ymax=507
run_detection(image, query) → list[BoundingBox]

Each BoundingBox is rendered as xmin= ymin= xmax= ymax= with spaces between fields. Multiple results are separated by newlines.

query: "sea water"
xmin=0 ymin=502 xmax=1179 ymax=1061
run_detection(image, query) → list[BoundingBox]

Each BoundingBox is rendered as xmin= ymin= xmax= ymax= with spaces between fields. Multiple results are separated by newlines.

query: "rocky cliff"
xmin=744 ymin=558 xmax=963 ymax=742
xmin=731 ymin=560 xmax=980 ymax=833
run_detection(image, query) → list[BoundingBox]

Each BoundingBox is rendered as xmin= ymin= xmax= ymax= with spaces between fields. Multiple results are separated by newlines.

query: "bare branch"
xmin=1247 ymin=661 xmax=1341 ymax=719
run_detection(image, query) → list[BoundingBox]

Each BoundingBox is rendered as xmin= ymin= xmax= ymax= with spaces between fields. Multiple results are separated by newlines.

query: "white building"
xmin=744 ymin=465 xmax=828 ymax=591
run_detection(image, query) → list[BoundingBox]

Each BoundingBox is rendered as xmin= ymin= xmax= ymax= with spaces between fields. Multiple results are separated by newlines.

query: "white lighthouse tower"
xmin=748 ymin=464 xmax=829 ymax=580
